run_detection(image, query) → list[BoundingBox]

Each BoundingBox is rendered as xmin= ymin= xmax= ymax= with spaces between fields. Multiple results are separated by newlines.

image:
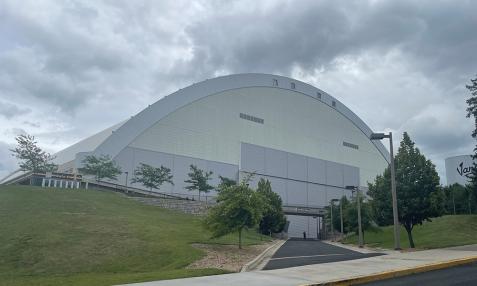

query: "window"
xmin=343 ymin=141 xmax=359 ymax=150
xmin=317 ymin=92 xmax=322 ymax=99
xmin=290 ymin=82 xmax=296 ymax=89
xmin=332 ymin=100 xmax=336 ymax=107
xmin=240 ymin=113 xmax=264 ymax=124
xmin=272 ymin=79 xmax=278 ymax=86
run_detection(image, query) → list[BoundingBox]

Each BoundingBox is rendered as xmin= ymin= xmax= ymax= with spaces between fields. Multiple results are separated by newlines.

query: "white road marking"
xmin=270 ymin=253 xmax=345 ymax=260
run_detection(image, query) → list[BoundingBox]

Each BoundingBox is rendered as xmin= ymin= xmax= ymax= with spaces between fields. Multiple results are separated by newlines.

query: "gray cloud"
xmin=0 ymin=101 xmax=30 ymax=119
xmin=0 ymin=141 xmax=17 ymax=179
xmin=0 ymin=0 xmax=476 ymax=184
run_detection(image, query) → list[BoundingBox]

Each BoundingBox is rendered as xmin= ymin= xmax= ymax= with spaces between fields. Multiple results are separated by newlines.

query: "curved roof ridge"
xmin=93 ymin=73 xmax=390 ymax=163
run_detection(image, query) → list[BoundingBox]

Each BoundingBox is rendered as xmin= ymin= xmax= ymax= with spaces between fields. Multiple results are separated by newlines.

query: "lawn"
xmin=343 ymin=215 xmax=477 ymax=250
xmin=0 ymin=185 xmax=269 ymax=286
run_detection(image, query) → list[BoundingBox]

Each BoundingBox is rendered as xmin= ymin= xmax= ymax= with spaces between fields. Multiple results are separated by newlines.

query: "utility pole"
xmin=357 ymin=189 xmax=363 ymax=248
xmin=330 ymin=201 xmax=334 ymax=241
xmin=370 ymin=132 xmax=401 ymax=250
xmin=340 ymin=198 xmax=344 ymax=239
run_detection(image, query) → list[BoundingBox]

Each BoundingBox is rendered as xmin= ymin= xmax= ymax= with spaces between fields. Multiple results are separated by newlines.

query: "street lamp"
xmin=370 ymin=132 xmax=400 ymax=250
xmin=339 ymin=196 xmax=344 ymax=240
xmin=124 ymin=171 xmax=129 ymax=193
xmin=345 ymin=186 xmax=363 ymax=248
xmin=330 ymin=199 xmax=339 ymax=241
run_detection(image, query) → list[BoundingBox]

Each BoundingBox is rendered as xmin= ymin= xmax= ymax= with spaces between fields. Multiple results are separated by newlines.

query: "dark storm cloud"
xmin=187 ymin=0 xmax=477 ymax=79
xmin=0 ymin=0 xmax=476 ymax=183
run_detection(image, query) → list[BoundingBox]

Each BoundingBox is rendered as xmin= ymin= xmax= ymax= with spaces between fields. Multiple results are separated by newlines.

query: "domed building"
xmin=2 ymin=73 xmax=389 ymax=238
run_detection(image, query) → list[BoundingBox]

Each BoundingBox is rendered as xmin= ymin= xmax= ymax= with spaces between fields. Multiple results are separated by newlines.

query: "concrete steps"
xmin=130 ymin=197 xmax=210 ymax=215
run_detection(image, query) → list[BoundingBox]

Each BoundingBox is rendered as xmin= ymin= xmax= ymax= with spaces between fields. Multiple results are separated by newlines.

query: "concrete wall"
xmin=286 ymin=215 xmax=320 ymax=239
xmin=113 ymin=146 xmax=238 ymax=197
xmin=241 ymin=143 xmax=358 ymax=207
xmin=128 ymin=86 xmax=387 ymax=186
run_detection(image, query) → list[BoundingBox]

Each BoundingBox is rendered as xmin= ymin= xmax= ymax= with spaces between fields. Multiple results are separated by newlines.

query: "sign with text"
xmin=445 ymin=155 xmax=474 ymax=186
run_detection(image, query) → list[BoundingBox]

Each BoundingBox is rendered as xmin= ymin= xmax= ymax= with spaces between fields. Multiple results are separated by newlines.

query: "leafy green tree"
xmin=79 ymin=155 xmax=122 ymax=181
xmin=368 ymin=168 xmax=393 ymax=226
xmin=184 ymin=165 xmax=214 ymax=200
xmin=256 ymin=178 xmax=286 ymax=235
xmin=368 ymin=132 xmax=442 ymax=248
xmin=344 ymin=196 xmax=376 ymax=239
xmin=465 ymin=75 xmax=477 ymax=204
xmin=217 ymin=175 xmax=237 ymax=190
xmin=330 ymin=196 xmax=350 ymax=233
xmin=131 ymin=163 xmax=173 ymax=193
xmin=443 ymin=184 xmax=477 ymax=214
xmin=204 ymin=181 xmax=263 ymax=249
xmin=10 ymin=134 xmax=57 ymax=173
xmin=328 ymin=195 xmax=375 ymax=240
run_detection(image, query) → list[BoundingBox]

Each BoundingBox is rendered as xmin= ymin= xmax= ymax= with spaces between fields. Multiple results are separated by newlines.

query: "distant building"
xmin=1 ymin=73 xmax=390 ymax=238
xmin=445 ymin=155 xmax=474 ymax=186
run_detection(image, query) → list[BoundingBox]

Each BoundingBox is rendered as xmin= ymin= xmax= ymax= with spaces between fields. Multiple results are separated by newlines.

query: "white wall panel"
xmin=307 ymin=157 xmax=326 ymax=184
xmin=326 ymin=161 xmax=344 ymax=187
xmin=287 ymin=153 xmax=307 ymax=181
xmin=343 ymin=165 xmax=360 ymax=188
xmin=128 ymin=86 xmax=388 ymax=185
xmin=286 ymin=180 xmax=307 ymax=206
xmin=265 ymin=148 xmax=287 ymax=178
xmin=307 ymin=184 xmax=327 ymax=207
xmin=268 ymin=177 xmax=287 ymax=204
xmin=241 ymin=143 xmax=265 ymax=174
xmin=326 ymin=186 xmax=345 ymax=202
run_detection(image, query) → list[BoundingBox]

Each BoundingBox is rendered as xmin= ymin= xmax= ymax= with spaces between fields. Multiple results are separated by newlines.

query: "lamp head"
xmin=370 ymin=133 xmax=386 ymax=140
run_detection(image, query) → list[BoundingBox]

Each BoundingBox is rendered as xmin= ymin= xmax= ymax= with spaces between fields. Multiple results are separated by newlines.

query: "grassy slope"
xmin=0 ymin=185 xmax=269 ymax=286
xmin=343 ymin=215 xmax=477 ymax=249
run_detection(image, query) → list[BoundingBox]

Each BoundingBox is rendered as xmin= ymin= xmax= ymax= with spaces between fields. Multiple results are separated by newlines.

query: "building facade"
xmin=1 ymin=73 xmax=389 ymax=238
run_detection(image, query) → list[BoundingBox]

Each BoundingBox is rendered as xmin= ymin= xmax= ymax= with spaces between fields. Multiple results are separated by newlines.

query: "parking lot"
xmin=263 ymin=238 xmax=383 ymax=270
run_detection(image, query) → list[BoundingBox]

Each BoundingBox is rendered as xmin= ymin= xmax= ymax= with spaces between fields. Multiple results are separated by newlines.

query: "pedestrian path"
xmin=117 ymin=245 xmax=477 ymax=286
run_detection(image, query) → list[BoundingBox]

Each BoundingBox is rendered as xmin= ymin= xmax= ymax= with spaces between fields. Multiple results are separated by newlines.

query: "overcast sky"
xmin=0 ymin=0 xmax=476 ymax=183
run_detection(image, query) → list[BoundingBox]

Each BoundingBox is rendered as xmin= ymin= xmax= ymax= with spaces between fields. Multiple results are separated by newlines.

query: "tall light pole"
xmin=346 ymin=186 xmax=363 ymax=248
xmin=370 ymin=132 xmax=401 ymax=250
xmin=340 ymin=197 xmax=344 ymax=239
xmin=124 ymin=171 xmax=129 ymax=193
xmin=330 ymin=199 xmax=339 ymax=241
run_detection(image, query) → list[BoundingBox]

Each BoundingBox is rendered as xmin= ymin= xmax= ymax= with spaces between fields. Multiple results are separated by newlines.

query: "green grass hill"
xmin=0 ymin=185 xmax=268 ymax=286
xmin=343 ymin=214 xmax=477 ymax=250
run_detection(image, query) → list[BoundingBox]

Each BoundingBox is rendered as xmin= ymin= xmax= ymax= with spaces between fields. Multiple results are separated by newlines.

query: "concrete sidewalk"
xmin=118 ymin=245 xmax=477 ymax=286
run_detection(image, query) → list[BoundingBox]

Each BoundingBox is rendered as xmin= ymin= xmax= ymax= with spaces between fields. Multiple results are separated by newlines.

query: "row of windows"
xmin=272 ymin=79 xmax=335 ymax=108
xmin=240 ymin=113 xmax=265 ymax=124
xmin=343 ymin=141 xmax=359 ymax=150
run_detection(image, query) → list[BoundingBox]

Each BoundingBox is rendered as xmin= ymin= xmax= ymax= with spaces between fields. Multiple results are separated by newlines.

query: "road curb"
xmin=302 ymin=255 xmax=477 ymax=286
xmin=241 ymin=239 xmax=287 ymax=272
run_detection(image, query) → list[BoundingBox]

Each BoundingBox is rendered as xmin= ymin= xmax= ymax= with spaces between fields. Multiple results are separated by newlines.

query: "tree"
xmin=368 ymin=132 xmax=442 ymax=248
xmin=131 ymin=163 xmax=173 ymax=193
xmin=330 ymin=196 xmax=350 ymax=233
xmin=217 ymin=175 xmax=237 ymax=190
xmin=344 ymin=196 xmax=376 ymax=239
xmin=256 ymin=178 xmax=286 ymax=235
xmin=443 ymin=184 xmax=477 ymax=214
xmin=79 ymin=155 xmax=122 ymax=181
xmin=184 ymin=165 xmax=214 ymax=200
xmin=10 ymin=134 xmax=57 ymax=173
xmin=204 ymin=181 xmax=263 ymax=249
xmin=465 ymin=75 xmax=477 ymax=204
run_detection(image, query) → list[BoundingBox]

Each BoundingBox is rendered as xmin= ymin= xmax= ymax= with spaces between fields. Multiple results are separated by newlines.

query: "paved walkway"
xmin=264 ymin=239 xmax=382 ymax=270
xmin=118 ymin=244 xmax=477 ymax=286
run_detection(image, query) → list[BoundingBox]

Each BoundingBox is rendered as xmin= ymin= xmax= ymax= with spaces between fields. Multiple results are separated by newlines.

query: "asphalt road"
xmin=263 ymin=238 xmax=382 ymax=270
xmin=361 ymin=262 xmax=477 ymax=286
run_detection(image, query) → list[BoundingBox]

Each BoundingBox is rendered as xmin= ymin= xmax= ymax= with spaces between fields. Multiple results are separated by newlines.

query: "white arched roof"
xmin=93 ymin=73 xmax=390 ymax=163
